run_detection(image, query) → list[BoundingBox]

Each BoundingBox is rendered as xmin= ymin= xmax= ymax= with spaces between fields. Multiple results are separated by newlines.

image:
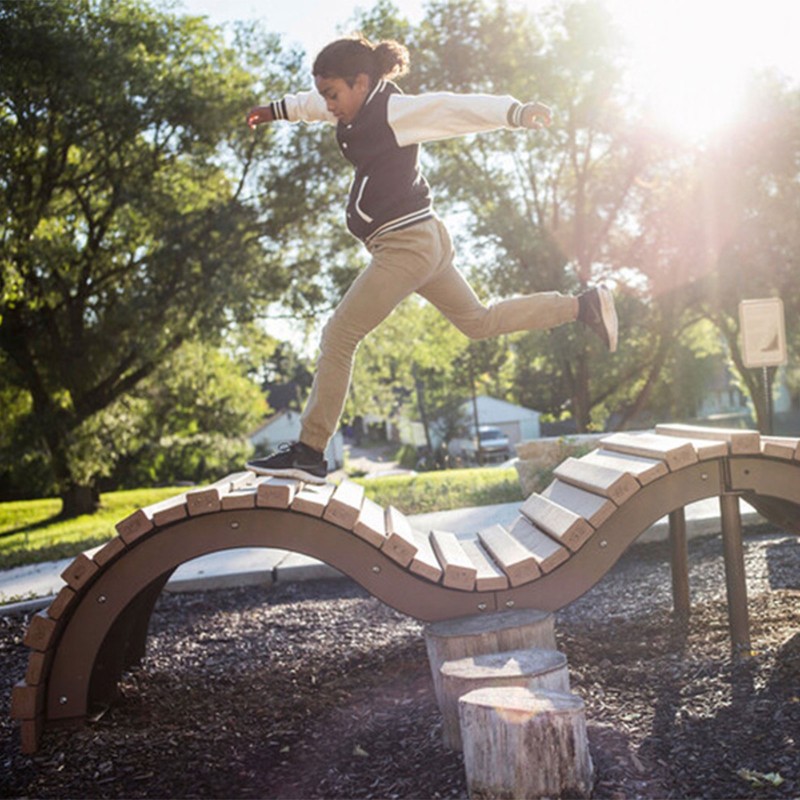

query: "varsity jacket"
xmin=269 ymin=80 xmax=527 ymax=243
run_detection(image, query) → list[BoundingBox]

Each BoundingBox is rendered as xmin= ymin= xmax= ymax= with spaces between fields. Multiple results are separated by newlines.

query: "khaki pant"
xmin=300 ymin=216 xmax=576 ymax=451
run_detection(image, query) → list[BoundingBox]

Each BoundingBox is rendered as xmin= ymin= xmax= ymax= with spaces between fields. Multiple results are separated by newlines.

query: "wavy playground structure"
xmin=11 ymin=423 xmax=800 ymax=752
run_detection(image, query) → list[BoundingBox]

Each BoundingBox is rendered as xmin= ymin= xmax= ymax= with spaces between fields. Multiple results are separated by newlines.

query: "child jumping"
xmin=246 ymin=36 xmax=618 ymax=484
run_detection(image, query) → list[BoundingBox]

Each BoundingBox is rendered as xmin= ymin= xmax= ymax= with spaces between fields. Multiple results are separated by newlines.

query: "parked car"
xmin=450 ymin=425 xmax=511 ymax=464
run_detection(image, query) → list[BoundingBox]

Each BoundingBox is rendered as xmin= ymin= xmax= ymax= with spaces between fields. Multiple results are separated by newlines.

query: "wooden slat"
xmin=382 ymin=505 xmax=418 ymax=567
xmin=431 ymin=530 xmax=477 ymax=591
xmin=507 ymin=515 xmax=569 ymax=573
xmin=22 ymin=611 xmax=58 ymax=652
xmin=92 ymin=536 xmax=126 ymax=568
xmin=10 ymin=681 xmax=44 ymax=720
xmin=20 ymin=716 xmax=43 ymax=755
xmin=115 ymin=508 xmax=154 ymax=544
xmin=25 ymin=650 xmax=52 ymax=686
xmin=601 ymin=432 xmax=698 ymax=471
xmin=760 ymin=435 xmax=800 ymax=460
xmin=540 ymin=479 xmax=616 ymax=528
xmin=352 ymin=496 xmax=387 ymax=548
xmin=221 ymin=488 xmax=257 ymax=510
xmin=189 ymin=472 xmax=255 ymax=514
xmin=655 ymin=422 xmax=761 ymax=454
xmin=186 ymin=486 xmax=222 ymax=516
xmin=47 ymin=586 xmax=77 ymax=621
xmin=322 ymin=480 xmax=365 ymax=529
xmin=149 ymin=493 xmax=189 ymax=527
xmin=60 ymin=553 xmax=99 ymax=591
xmin=582 ymin=449 xmax=668 ymax=486
xmin=257 ymin=477 xmax=300 ymax=509
xmin=478 ymin=524 xmax=541 ymax=587
xmin=520 ymin=494 xmax=593 ymax=552
xmin=460 ymin=538 xmax=509 ymax=591
xmin=554 ymin=457 xmax=639 ymax=505
xmin=408 ymin=530 xmax=443 ymax=583
xmin=291 ymin=483 xmax=336 ymax=518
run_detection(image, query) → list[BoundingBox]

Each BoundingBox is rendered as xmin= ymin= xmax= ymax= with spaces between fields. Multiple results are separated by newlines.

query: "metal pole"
xmin=668 ymin=508 xmax=690 ymax=620
xmin=718 ymin=493 xmax=752 ymax=659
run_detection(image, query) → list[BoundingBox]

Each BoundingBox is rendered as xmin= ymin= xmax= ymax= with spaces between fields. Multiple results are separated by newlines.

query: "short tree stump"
xmin=459 ymin=686 xmax=593 ymax=799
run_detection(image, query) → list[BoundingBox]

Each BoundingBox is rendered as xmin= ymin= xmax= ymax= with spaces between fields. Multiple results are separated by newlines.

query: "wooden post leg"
xmin=718 ymin=494 xmax=752 ymax=659
xmin=668 ymin=508 xmax=690 ymax=620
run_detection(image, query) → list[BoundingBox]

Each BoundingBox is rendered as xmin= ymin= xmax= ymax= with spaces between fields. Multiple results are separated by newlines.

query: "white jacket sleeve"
xmin=387 ymin=92 xmax=521 ymax=147
xmin=274 ymin=90 xmax=337 ymax=124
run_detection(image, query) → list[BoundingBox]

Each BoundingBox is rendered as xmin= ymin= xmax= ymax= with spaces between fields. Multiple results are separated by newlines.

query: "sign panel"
xmin=739 ymin=298 xmax=787 ymax=368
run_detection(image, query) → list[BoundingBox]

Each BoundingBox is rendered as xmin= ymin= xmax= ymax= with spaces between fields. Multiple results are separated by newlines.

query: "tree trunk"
xmin=59 ymin=483 xmax=100 ymax=518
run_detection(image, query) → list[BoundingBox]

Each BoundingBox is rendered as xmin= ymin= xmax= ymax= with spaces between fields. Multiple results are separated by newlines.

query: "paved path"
xmin=0 ymin=498 xmax=763 ymax=615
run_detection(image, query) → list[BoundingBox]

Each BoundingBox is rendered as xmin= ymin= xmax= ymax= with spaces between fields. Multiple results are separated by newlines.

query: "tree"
xmin=0 ymin=0 xmax=289 ymax=514
xmin=399 ymin=0 xmax=670 ymax=432
xmin=110 ymin=341 xmax=268 ymax=487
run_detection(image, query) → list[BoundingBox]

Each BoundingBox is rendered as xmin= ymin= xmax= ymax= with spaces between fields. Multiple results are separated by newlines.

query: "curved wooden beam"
xmin=11 ymin=425 xmax=800 ymax=752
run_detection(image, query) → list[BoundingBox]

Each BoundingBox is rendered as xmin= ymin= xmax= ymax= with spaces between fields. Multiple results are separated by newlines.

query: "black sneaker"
xmin=246 ymin=441 xmax=328 ymax=484
xmin=577 ymin=285 xmax=618 ymax=352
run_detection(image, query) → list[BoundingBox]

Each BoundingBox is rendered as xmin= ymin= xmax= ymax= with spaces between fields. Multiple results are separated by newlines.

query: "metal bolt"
xmin=701 ymin=473 xmax=708 ymax=480
xmin=600 ymin=539 xmax=608 ymax=548
xmin=230 ymin=520 xmax=240 ymax=529
xmin=97 ymin=595 xmax=107 ymax=604
xmin=59 ymin=696 xmax=68 ymax=705
xmin=372 ymin=565 xmax=381 ymax=573
xmin=478 ymin=602 xmax=488 ymax=611
xmin=505 ymin=600 xmax=515 ymax=608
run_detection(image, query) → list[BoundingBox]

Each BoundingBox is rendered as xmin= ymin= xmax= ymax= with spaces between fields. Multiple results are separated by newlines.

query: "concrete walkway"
xmin=0 ymin=497 xmax=763 ymax=616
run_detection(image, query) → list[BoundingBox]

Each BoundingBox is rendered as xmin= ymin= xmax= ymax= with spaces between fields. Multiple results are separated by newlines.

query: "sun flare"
xmin=602 ymin=0 xmax=800 ymax=142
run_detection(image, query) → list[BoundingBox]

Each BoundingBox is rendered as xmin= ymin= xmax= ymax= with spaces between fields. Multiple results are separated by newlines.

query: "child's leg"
xmin=299 ymin=223 xmax=444 ymax=451
xmin=418 ymin=219 xmax=577 ymax=339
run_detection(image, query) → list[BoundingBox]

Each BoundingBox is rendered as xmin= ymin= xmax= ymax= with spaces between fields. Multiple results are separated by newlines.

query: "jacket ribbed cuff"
xmin=270 ymin=99 xmax=289 ymax=121
xmin=507 ymin=101 xmax=524 ymax=128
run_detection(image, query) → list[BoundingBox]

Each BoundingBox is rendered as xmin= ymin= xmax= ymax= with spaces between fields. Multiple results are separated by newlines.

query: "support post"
xmin=718 ymin=493 xmax=752 ymax=659
xmin=668 ymin=508 xmax=690 ymax=620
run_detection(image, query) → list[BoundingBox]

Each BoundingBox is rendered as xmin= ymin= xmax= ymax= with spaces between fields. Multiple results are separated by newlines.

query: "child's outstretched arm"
xmin=247 ymin=90 xmax=336 ymax=128
xmin=387 ymin=92 xmax=552 ymax=147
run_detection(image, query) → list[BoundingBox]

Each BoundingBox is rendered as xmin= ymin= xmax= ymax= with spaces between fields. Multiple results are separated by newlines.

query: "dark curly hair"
xmin=313 ymin=35 xmax=410 ymax=86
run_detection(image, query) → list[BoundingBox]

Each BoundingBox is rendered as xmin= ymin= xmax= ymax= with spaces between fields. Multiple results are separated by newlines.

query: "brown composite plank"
xmin=540 ymin=479 xmax=616 ymax=528
xmin=520 ymin=494 xmax=593 ymax=552
xmin=554 ymin=457 xmax=639 ymax=505
xmin=431 ymin=530 xmax=478 ymax=590
xmin=477 ymin=524 xmax=541 ymax=587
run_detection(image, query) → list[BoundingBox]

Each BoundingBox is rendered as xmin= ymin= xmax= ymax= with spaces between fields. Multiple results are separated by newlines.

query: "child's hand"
xmin=520 ymin=101 xmax=552 ymax=130
xmin=247 ymin=106 xmax=274 ymax=129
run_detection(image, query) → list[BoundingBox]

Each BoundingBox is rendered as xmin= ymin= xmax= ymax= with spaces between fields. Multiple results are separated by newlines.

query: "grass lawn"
xmin=0 ymin=487 xmax=182 ymax=571
xmin=0 ymin=467 xmax=524 ymax=572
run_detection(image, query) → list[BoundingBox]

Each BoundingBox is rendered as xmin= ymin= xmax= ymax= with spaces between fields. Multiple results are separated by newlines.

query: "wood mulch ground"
xmin=1 ymin=527 xmax=798 ymax=799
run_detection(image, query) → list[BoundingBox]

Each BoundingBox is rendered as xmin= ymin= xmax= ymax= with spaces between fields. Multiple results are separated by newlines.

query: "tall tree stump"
xmin=424 ymin=609 xmax=555 ymax=712
xmin=439 ymin=647 xmax=569 ymax=750
xmin=459 ymin=686 xmax=593 ymax=799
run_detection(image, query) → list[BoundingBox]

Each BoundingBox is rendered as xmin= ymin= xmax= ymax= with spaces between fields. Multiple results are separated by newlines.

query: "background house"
xmin=393 ymin=395 xmax=541 ymax=449
xmin=458 ymin=396 xmax=541 ymax=445
xmin=250 ymin=410 xmax=344 ymax=469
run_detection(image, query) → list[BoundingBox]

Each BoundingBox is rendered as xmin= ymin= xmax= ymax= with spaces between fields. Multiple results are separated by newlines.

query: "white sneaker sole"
xmin=598 ymin=286 xmax=618 ymax=353
xmin=246 ymin=464 xmax=329 ymax=485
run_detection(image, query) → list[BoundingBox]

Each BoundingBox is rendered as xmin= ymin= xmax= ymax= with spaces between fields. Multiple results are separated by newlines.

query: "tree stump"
xmin=459 ymin=686 xmax=593 ymax=800
xmin=439 ymin=647 xmax=569 ymax=750
xmin=424 ymin=608 xmax=555 ymax=712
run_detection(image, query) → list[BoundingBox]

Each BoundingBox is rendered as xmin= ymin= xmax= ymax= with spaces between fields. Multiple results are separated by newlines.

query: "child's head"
xmin=313 ymin=35 xmax=409 ymax=87
xmin=313 ymin=36 xmax=409 ymax=124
